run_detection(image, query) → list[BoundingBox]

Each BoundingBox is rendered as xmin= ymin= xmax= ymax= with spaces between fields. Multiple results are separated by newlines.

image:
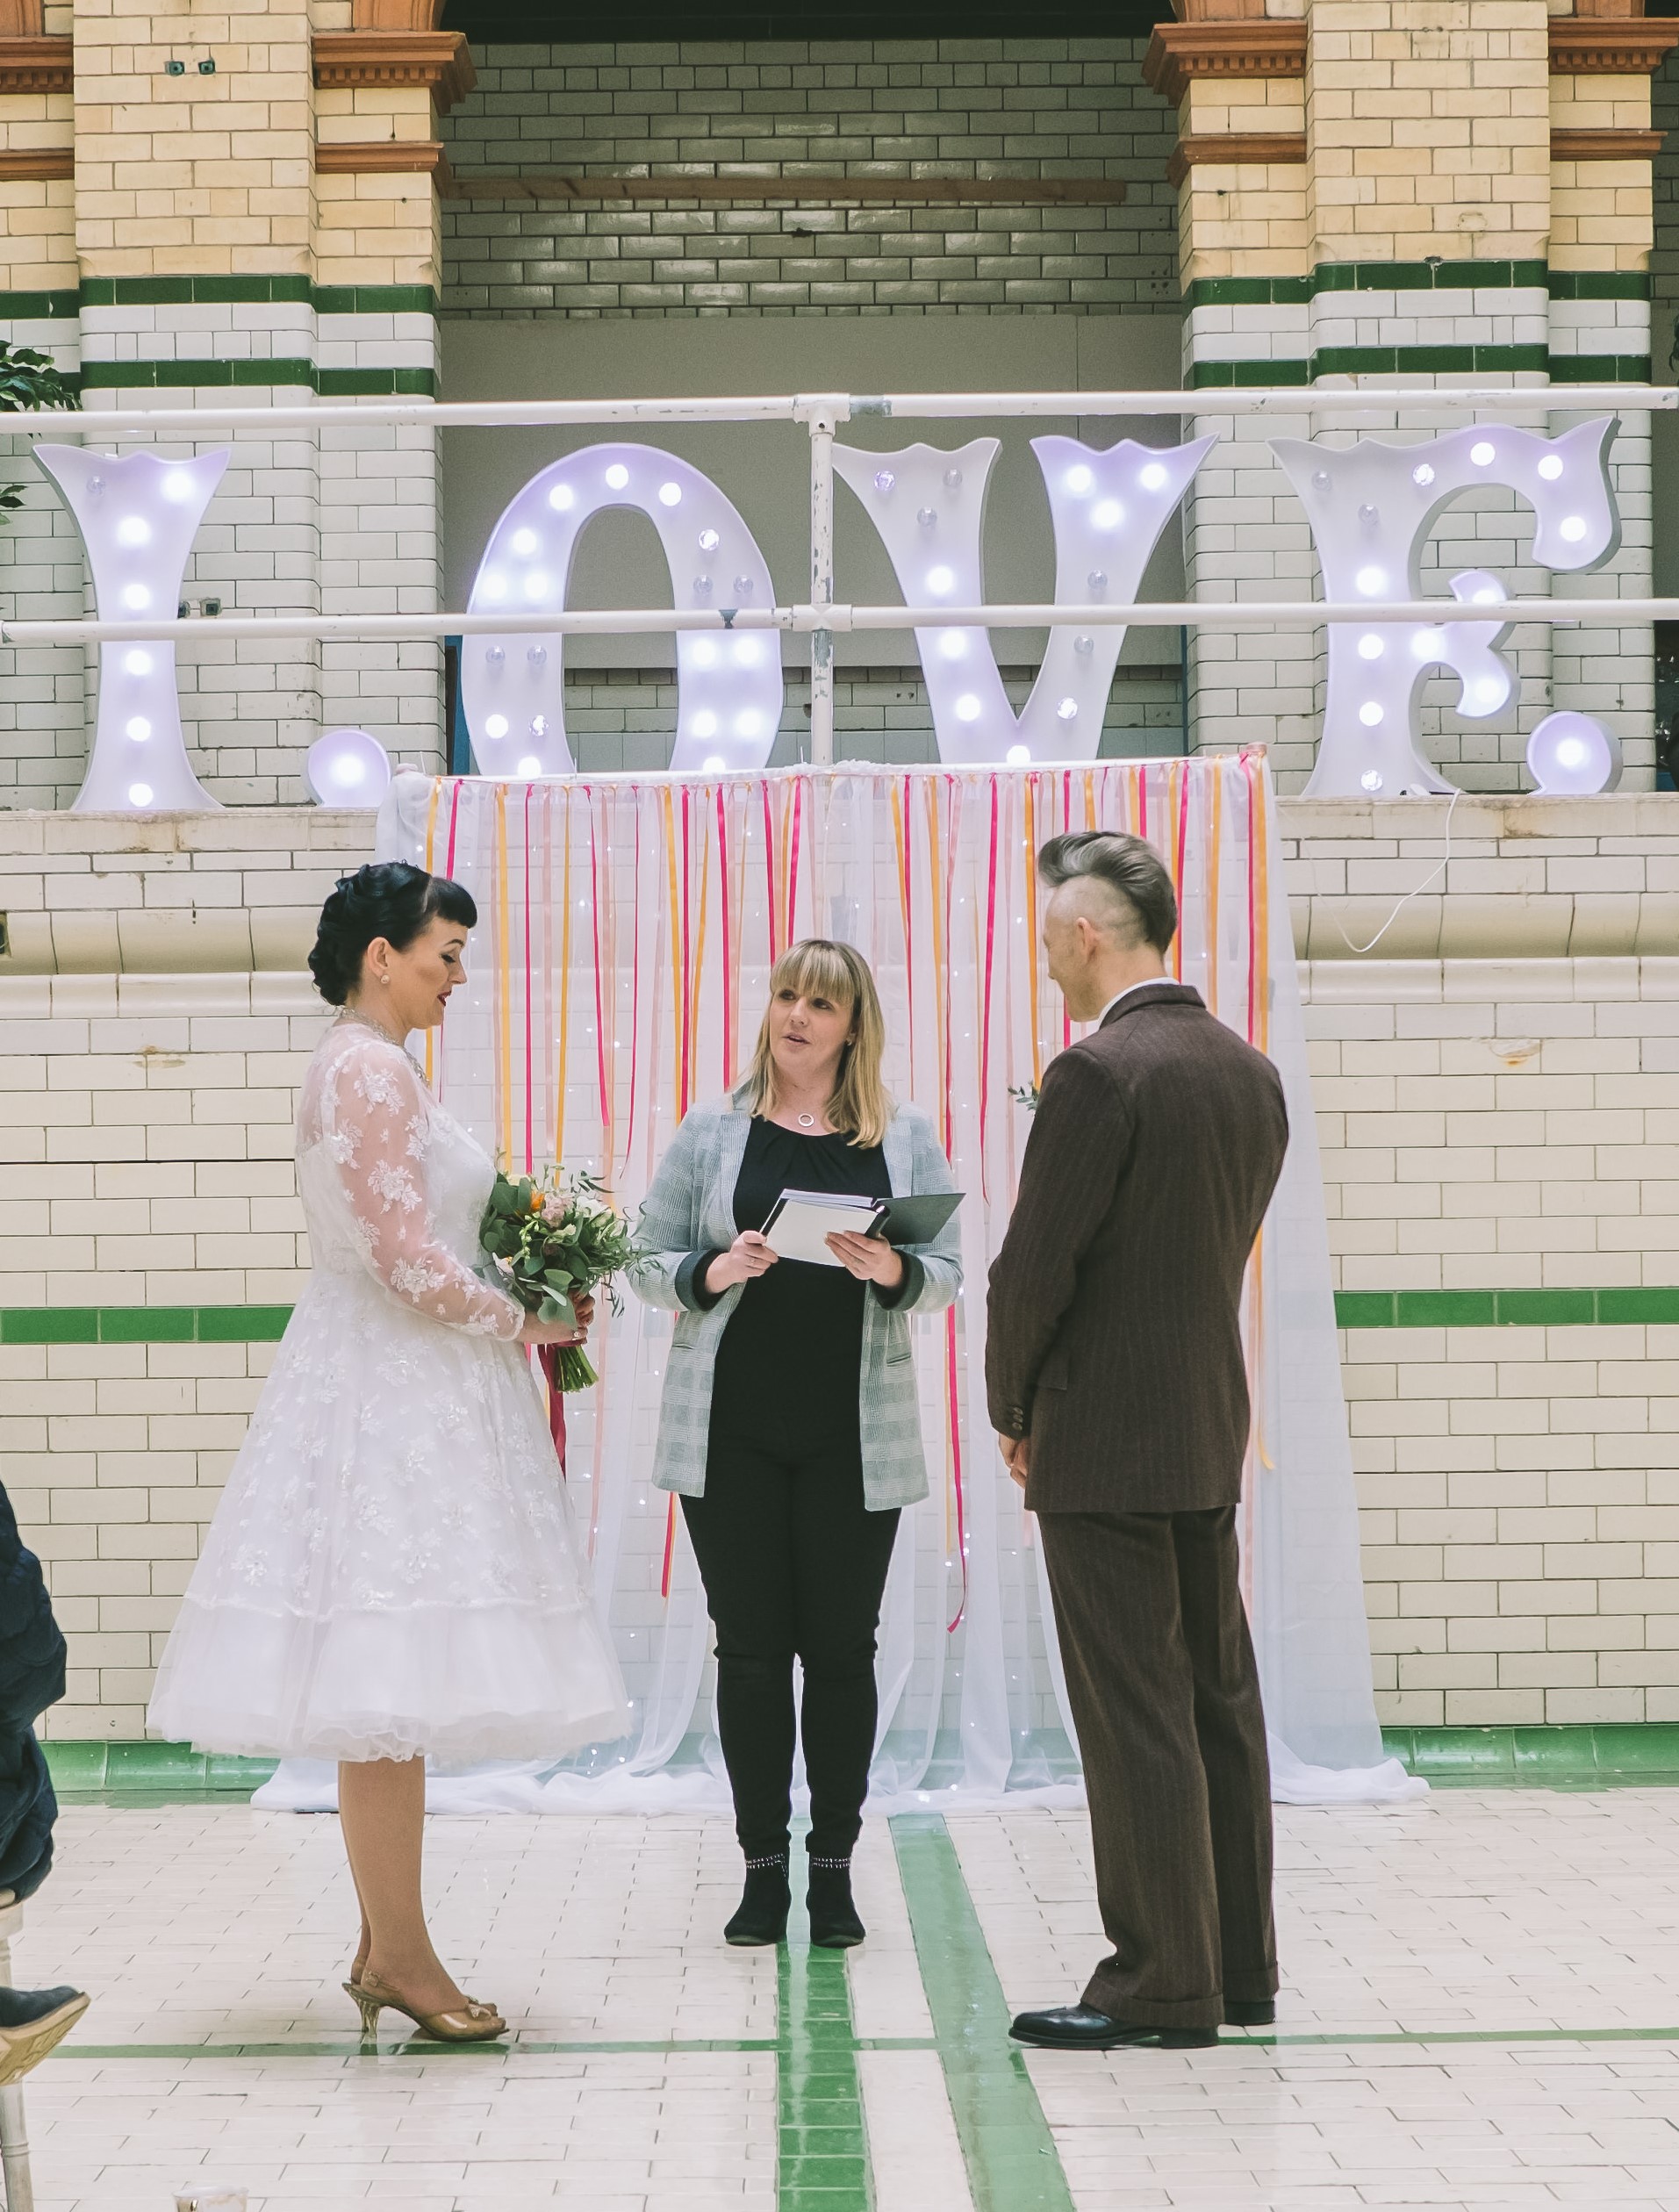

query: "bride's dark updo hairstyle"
xmin=308 ymin=862 xmax=478 ymax=1007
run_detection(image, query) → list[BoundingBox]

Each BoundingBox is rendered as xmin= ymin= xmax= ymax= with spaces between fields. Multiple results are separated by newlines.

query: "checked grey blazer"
xmin=633 ymin=1083 xmax=963 ymax=1510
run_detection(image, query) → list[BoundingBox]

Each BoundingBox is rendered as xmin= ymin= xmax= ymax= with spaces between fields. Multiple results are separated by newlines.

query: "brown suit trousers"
xmin=1038 ymin=1505 xmax=1277 ymax=2029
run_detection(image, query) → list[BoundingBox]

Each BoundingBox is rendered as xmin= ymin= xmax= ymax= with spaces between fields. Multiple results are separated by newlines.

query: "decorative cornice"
xmin=0 ymin=35 xmax=71 ymax=93
xmin=1551 ymin=125 xmax=1667 ymax=160
xmin=1547 ymin=15 xmax=1679 ymax=74
xmin=315 ymin=139 xmax=449 ymax=177
xmin=0 ymin=145 xmax=68 ymax=179
xmin=1143 ymin=20 xmax=1306 ymax=107
xmin=310 ymin=31 xmax=475 ymax=116
xmin=1166 ymin=131 xmax=1307 ymax=185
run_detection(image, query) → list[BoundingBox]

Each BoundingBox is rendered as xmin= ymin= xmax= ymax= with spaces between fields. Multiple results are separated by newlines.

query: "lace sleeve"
xmin=320 ymin=1035 xmax=524 ymax=1340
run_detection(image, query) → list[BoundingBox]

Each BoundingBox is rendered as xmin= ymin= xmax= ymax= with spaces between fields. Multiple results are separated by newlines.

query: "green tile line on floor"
xmin=1381 ymin=1723 xmax=1679 ymax=1786
xmin=44 ymin=1742 xmax=276 ymax=1797
xmin=892 ymin=1813 xmax=1075 ymax=2212
xmin=779 ymin=1939 xmax=874 ymax=2212
xmin=13 ymin=1287 xmax=1679 ymax=1347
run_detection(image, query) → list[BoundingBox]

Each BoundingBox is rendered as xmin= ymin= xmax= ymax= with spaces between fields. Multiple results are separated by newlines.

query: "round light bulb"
xmin=1359 ymin=504 xmax=1379 ymax=526
xmin=1139 ymin=463 xmax=1168 ymax=492
xmin=658 ymin=482 xmax=682 ymax=507
xmin=1093 ymin=499 xmax=1123 ymax=529
xmin=1472 ymin=679 xmax=1506 ymax=709
xmin=125 ymin=715 xmax=151 ymax=741
xmin=1360 ymin=770 xmax=1384 ymax=794
xmin=1411 ymin=463 xmax=1435 ymax=487
xmin=1355 ymin=566 xmax=1386 ymax=596
xmin=927 ymin=566 xmax=954 ymax=594
xmin=955 ymin=694 xmax=981 ymax=722
xmin=1470 ymin=441 xmax=1496 ymax=467
xmin=1087 ymin=570 xmax=1107 ymax=592
xmin=485 ymin=714 xmax=509 ymax=739
xmin=938 ymin=632 xmax=965 ymax=660
xmin=517 ymin=756 xmax=541 ymax=776
xmin=121 ymin=584 xmax=150 ymax=610
xmin=1358 ymin=634 xmax=1384 ymax=660
xmin=128 ymin=782 xmax=154 ymax=807
xmin=1471 ymin=585 xmax=1503 ymax=607
xmin=527 ymin=644 xmax=546 ymax=668
xmin=160 ymin=471 xmax=193 ymax=504
xmin=1359 ymin=702 xmax=1383 ymax=727
xmin=692 ymin=640 xmax=718 ymax=669
xmin=117 ymin=516 xmax=151 ymax=548
xmin=943 ymin=468 xmax=964 ymax=491
xmin=733 ymin=577 xmax=754 ymax=597
xmin=1554 ymin=736 xmax=1587 ymax=772
xmin=605 ymin=463 xmax=630 ymax=491
xmin=693 ymin=577 xmax=714 ymax=596
xmin=873 ymin=470 xmax=895 ymax=495
xmin=735 ymin=710 xmax=761 ymax=738
xmin=548 ymin=483 xmax=576 ymax=512
xmin=510 ymin=528 xmax=538 ymax=557
xmin=1006 ymin=745 xmax=1030 ymax=765
xmin=123 ymin=650 xmax=152 ymax=677
xmin=1073 ymin=635 xmax=1094 ymax=656
xmin=703 ymin=754 xmax=725 ymax=773
xmin=698 ymin=528 xmax=721 ymax=554
xmin=692 ymin=710 xmax=718 ymax=738
xmin=1056 ymin=698 xmax=1079 ymax=722
xmin=734 ymin=640 xmax=760 ymax=666
xmin=1064 ymin=465 xmax=1094 ymax=496
xmin=522 ymin=571 xmax=549 ymax=600
xmin=484 ymin=645 xmax=504 ymax=665
xmin=332 ymin=758 xmax=365 ymax=786
xmin=481 ymin=571 xmax=506 ymax=601
xmin=529 ymin=715 xmax=548 ymax=737
xmin=1559 ymin=515 xmax=1587 ymax=542
xmin=1538 ymin=455 xmax=1564 ymax=482
xmin=1413 ymin=628 xmax=1444 ymax=658
xmin=1311 ymin=470 xmax=1331 ymax=491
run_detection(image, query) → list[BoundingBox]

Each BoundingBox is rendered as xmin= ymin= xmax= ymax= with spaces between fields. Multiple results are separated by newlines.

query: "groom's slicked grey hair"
xmin=1037 ymin=830 xmax=1178 ymax=956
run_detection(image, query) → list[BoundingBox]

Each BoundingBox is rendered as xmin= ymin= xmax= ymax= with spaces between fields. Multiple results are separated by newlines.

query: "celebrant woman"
xmin=148 ymin=863 xmax=630 ymax=2043
xmin=636 ymin=938 xmax=961 ymax=1949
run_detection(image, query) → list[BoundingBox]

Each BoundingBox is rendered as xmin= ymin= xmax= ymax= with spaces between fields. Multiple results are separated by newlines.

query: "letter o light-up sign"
xmin=834 ymin=434 xmax=1214 ymax=764
xmin=463 ymin=442 xmax=784 ymax=777
xmin=34 ymin=443 xmax=229 ymax=813
xmin=1270 ymin=418 xmax=1622 ymax=799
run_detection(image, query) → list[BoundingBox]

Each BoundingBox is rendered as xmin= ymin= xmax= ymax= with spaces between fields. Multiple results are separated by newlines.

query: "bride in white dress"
xmin=149 ymin=863 xmax=630 ymax=2043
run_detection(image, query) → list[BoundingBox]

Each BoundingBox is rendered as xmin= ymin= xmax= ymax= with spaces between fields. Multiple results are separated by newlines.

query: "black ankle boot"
xmin=725 ymin=1855 xmax=791 ymax=1946
xmin=807 ymin=1856 xmax=865 ymax=1949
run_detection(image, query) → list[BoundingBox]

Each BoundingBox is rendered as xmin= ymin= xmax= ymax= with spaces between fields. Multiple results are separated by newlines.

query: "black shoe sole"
xmin=808 ymin=1928 xmax=865 ymax=1950
xmin=1225 ymin=2005 xmax=1275 ymax=2028
xmin=724 ymin=1926 xmax=789 ymax=1947
xmin=1009 ymin=2024 xmax=1218 ymax=2051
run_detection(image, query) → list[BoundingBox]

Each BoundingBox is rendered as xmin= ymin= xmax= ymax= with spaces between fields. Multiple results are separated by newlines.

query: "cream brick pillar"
xmin=1148 ymin=0 xmax=1668 ymax=791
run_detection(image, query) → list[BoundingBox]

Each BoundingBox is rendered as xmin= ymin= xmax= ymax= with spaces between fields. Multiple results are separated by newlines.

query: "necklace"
xmin=797 ymin=1111 xmax=817 ymax=1129
xmin=338 ymin=1004 xmax=407 ymax=1049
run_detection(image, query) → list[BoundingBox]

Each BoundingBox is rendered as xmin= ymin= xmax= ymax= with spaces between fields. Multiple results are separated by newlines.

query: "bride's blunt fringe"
xmin=745 ymin=939 xmax=893 ymax=1149
xmin=308 ymin=862 xmax=478 ymax=1007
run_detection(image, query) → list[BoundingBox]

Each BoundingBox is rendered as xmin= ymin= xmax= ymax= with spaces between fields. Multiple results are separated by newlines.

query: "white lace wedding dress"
xmin=148 ymin=1013 xmax=632 ymax=1764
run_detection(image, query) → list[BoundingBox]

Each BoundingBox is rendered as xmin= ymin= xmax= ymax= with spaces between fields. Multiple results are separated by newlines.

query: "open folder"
xmin=760 ymin=1188 xmax=964 ymax=1267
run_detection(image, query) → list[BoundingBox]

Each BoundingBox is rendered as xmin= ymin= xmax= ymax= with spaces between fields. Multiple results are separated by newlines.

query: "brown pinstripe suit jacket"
xmin=986 ymin=980 xmax=1288 ymax=1516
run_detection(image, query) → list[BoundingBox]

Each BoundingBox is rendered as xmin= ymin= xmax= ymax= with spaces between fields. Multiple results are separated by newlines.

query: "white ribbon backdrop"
xmin=261 ymin=755 xmax=1416 ymax=1813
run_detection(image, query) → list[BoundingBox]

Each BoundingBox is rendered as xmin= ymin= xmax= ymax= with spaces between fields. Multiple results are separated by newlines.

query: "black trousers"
xmin=1037 ymin=1505 xmax=1276 ymax=2030
xmin=681 ymin=1426 xmax=900 ymax=1864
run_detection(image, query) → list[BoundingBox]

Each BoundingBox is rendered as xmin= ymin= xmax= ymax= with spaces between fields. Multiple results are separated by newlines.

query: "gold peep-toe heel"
xmin=344 ymin=1969 xmax=506 ymax=2044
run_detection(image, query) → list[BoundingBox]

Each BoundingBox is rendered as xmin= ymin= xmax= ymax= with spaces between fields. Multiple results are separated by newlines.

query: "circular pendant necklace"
xmin=797 ymin=1111 xmax=817 ymax=1129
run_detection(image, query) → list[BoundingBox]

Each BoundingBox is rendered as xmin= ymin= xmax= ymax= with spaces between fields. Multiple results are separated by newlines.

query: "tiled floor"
xmin=12 ymin=1789 xmax=1679 ymax=2208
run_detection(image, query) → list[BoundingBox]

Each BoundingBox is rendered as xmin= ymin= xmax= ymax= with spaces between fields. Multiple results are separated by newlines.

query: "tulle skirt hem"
xmin=147 ymin=1594 xmax=633 ymax=1766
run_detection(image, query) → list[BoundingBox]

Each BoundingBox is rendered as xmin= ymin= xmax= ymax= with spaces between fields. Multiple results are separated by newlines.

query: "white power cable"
xmin=1331 ymin=787 xmax=1460 ymax=956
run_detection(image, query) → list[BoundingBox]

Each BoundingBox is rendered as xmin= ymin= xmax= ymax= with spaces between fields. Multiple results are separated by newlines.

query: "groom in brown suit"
xmin=989 ymin=830 xmax=1288 ymax=2051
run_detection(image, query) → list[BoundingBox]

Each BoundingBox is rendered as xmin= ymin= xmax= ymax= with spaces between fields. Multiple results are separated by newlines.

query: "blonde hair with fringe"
xmin=745 ymin=938 xmax=893 ymax=1149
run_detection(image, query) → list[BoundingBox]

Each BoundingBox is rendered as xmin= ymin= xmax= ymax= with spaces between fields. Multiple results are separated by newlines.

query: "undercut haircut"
xmin=1037 ymin=830 xmax=1178 ymax=956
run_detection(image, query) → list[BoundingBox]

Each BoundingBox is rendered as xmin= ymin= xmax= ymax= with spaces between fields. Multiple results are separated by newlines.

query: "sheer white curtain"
xmin=257 ymin=757 xmax=1416 ymax=1813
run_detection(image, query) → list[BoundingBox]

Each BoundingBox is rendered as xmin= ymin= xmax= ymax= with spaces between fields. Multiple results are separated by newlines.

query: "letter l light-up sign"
xmin=35 ymin=443 xmax=228 ymax=814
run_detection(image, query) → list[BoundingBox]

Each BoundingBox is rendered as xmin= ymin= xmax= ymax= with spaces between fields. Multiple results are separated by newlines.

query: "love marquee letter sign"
xmin=35 ymin=417 xmax=1626 ymax=807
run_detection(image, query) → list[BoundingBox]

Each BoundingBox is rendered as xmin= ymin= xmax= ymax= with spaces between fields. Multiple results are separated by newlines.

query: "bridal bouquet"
xmin=480 ymin=1168 xmax=642 ymax=1391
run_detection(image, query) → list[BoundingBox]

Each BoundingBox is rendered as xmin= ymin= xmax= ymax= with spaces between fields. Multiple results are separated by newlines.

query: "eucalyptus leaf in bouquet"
xmin=479 ymin=1167 xmax=645 ymax=1390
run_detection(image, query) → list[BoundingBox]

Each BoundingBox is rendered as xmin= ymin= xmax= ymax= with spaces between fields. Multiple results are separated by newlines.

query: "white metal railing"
xmin=4 ymin=384 xmax=1675 ymax=768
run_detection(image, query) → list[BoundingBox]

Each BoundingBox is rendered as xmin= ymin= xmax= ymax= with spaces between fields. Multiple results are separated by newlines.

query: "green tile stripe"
xmin=778 ymin=1942 xmax=871 ymax=2211
xmin=44 ymin=1742 xmax=275 ymax=1796
xmin=1549 ymin=352 xmax=1654 ymax=384
xmin=892 ymin=1813 xmax=1075 ymax=2212
xmin=76 ymin=362 xmax=437 ymax=397
xmin=1192 ymin=347 xmax=1652 ymax=386
xmin=4 ymin=279 xmax=438 ymax=315
xmin=1382 ymin=1723 xmax=1679 ymax=1787
xmin=1188 ymin=262 xmax=1646 ymax=307
xmin=1333 ymin=1286 xmax=1679 ymax=1329
xmin=1 ymin=1306 xmax=293 ymax=1345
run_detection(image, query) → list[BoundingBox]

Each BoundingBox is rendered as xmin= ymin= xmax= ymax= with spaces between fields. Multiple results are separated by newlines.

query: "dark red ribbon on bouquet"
xmin=538 ymin=1345 xmax=567 ymax=1475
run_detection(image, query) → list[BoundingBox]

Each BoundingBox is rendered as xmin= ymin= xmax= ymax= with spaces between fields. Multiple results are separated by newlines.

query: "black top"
xmin=703 ymin=1117 xmax=899 ymax=1444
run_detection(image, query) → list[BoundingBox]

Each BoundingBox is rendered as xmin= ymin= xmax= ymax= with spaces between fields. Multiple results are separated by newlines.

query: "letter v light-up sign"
xmin=834 ymin=434 xmax=1213 ymax=765
xmin=1271 ymin=418 xmax=1622 ymax=799
xmin=35 ymin=443 xmax=229 ymax=813
xmin=463 ymin=442 xmax=783 ymax=777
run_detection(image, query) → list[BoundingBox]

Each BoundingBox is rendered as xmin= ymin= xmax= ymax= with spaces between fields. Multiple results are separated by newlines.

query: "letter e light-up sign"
xmin=463 ymin=442 xmax=784 ymax=778
xmin=35 ymin=443 xmax=229 ymax=814
xmin=1270 ymin=418 xmax=1622 ymax=799
xmin=834 ymin=434 xmax=1213 ymax=765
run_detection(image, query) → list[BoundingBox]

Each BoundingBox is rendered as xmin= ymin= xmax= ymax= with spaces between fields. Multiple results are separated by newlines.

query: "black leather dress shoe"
xmin=1008 ymin=2004 xmax=1217 ymax=2050
xmin=1224 ymin=1999 xmax=1275 ymax=2028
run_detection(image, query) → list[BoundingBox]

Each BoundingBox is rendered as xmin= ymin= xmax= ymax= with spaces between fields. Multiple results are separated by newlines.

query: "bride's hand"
xmin=518 ymin=1306 xmax=590 ymax=1348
